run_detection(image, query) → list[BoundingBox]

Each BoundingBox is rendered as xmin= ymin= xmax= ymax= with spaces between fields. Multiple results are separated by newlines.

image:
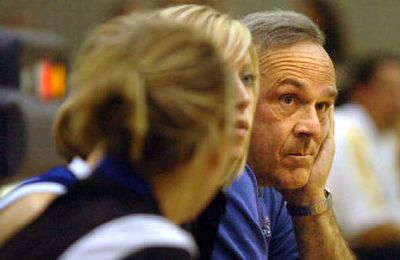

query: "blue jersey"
xmin=0 ymin=156 xmax=197 ymax=259
xmin=196 ymin=165 xmax=299 ymax=259
xmin=0 ymin=157 xmax=90 ymax=210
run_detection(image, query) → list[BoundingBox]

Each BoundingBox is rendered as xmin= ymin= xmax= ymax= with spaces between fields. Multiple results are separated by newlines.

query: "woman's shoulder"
xmin=59 ymin=214 xmax=197 ymax=259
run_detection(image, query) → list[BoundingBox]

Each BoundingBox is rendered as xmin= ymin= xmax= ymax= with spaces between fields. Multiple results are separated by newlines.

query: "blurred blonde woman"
xmin=160 ymin=4 xmax=259 ymax=180
xmin=0 ymin=4 xmax=260 ymax=248
xmin=0 ymin=13 xmax=237 ymax=258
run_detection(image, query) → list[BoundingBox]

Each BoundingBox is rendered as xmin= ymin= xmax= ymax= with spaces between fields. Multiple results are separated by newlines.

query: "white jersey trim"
xmin=0 ymin=183 xmax=66 ymax=211
xmin=68 ymin=157 xmax=92 ymax=180
xmin=59 ymin=214 xmax=198 ymax=260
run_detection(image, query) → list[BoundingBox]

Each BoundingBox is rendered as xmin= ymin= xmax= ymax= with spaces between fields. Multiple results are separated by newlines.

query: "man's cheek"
xmin=322 ymin=120 xmax=331 ymax=139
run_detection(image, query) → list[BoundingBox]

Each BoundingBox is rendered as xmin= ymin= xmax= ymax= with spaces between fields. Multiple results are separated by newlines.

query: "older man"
xmin=195 ymin=10 xmax=354 ymax=259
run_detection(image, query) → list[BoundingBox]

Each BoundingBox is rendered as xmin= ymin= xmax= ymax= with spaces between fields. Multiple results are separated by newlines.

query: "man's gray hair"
xmin=241 ymin=10 xmax=325 ymax=52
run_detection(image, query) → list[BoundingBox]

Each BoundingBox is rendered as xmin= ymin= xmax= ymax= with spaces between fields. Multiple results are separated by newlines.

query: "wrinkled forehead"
xmin=258 ymin=42 xmax=336 ymax=87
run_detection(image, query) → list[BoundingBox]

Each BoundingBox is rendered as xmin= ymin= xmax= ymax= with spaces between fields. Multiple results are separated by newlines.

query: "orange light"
xmin=50 ymin=63 xmax=66 ymax=99
xmin=38 ymin=60 xmax=66 ymax=102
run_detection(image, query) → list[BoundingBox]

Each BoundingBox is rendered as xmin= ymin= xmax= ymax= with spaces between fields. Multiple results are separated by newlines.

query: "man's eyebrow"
xmin=323 ymin=86 xmax=338 ymax=100
xmin=277 ymin=77 xmax=306 ymax=89
xmin=278 ymin=77 xmax=338 ymax=100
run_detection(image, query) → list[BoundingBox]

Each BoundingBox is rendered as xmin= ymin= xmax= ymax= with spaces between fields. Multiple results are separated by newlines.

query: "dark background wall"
xmin=1 ymin=0 xmax=399 ymax=63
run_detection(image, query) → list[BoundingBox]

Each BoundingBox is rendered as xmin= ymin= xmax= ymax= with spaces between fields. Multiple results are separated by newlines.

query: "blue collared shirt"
xmin=210 ymin=165 xmax=299 ymax=259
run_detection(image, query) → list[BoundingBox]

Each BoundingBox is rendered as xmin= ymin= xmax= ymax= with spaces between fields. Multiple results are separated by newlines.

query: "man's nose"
xmin=293 ymin=106 xmax=322 ymax=139
xmin=235 ymin=76 xmax=251 ymax=111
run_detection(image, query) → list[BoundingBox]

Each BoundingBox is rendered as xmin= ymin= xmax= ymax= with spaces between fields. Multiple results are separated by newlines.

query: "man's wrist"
xmin=286 ymin=188 xmax=332 ymax=217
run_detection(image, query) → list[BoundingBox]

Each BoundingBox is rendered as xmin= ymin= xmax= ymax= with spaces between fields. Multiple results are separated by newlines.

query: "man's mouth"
xmin=285 ymin=154 xmax=313 ymax=166
xmin=285 ymin=147 xmax=316 ymax=157
xmin=287 ymin=153 xmax=308 ymax=156
xmin=286 ymin=154 xmax=312 ymax=158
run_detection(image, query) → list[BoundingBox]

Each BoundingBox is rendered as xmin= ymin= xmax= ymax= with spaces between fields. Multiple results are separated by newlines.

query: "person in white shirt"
xmin=328 ymin=54 xmax=400 ymax=257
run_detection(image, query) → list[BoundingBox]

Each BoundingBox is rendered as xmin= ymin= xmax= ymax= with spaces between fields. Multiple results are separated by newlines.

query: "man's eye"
xmin=316 ymin=102 xmax=329 ymax=112
xmin=280 ymin=94 xmax=295 ymax=105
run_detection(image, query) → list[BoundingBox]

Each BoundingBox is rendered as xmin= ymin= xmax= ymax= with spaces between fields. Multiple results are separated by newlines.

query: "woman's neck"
xmin=149 ymin=164 xmax=199 ymax=224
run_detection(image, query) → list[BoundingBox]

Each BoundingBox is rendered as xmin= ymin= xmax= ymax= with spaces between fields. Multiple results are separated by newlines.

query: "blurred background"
xmin=1 ymin=0 xmax=399 ymax=186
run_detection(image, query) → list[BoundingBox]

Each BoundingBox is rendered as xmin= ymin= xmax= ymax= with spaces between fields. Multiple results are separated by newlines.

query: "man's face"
xmin=248 ymin=41 xmax=336 ymax=189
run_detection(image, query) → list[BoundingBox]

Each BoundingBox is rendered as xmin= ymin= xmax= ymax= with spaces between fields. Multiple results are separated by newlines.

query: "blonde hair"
xmin=160 ymin=4 xmax=253 ymax=67
xmin=52 ymin=98 xmax=81 ymax=161
xmin=54 ymin=13 xmax=234 ymax=174
xmin=160 ymin=4 xmax=259 ymax=177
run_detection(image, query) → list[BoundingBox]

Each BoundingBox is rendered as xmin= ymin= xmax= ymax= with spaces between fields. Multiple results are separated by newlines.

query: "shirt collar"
xmin=95 ymin=155 xmax=152 ymax=195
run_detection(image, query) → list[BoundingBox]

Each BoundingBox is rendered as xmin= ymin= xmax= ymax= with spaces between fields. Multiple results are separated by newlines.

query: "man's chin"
xmin=264 ymin=169 xmax=310 ymax=190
